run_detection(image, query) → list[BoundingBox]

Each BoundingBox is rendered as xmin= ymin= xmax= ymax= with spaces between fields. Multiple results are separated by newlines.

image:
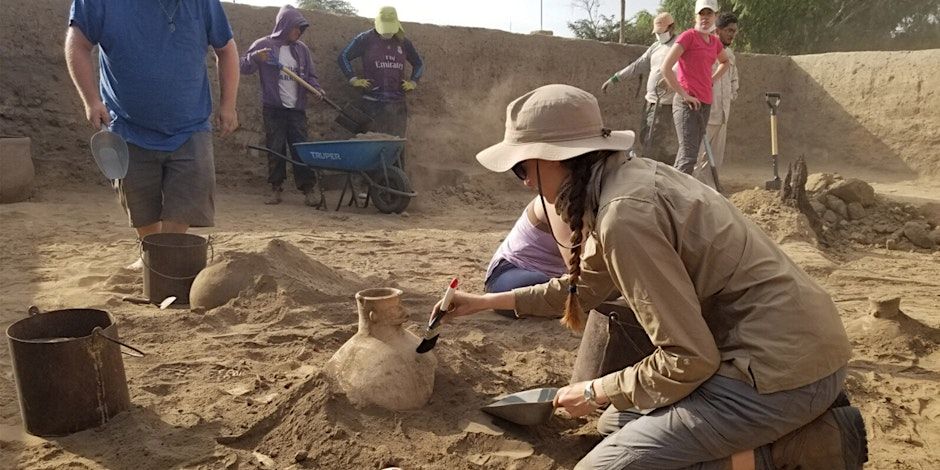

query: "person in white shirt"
xmin=601 ymin=12 xmax=678 ymax=165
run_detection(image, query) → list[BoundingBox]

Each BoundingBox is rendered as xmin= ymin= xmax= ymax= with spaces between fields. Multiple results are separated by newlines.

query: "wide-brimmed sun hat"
xmin=375 ymin=6 xmax=403 ymax=35
xmin=476 ymin=84 xmax=634 ymax=173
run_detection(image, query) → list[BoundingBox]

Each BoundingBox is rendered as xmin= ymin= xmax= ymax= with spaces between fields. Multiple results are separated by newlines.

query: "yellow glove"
xmin=349 ymin=77 xmax=372 ymax=89
xmin=401 ymin=80 xmax=417 ymax=92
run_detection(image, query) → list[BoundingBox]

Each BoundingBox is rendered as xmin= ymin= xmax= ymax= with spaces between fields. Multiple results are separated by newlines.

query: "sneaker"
xmin=771 ymin=405 xmax=868 ymax=470
xmin=126 ymin=257 xmax=144 ymax=270
xmin=264 ymin=186 xmax=283 ymax=205
xmin=304 ymin=190 xmax=323 ymax=208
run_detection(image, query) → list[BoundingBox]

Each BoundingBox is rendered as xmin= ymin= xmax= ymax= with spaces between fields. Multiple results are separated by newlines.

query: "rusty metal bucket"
xmin=141 ymin=233 xmax=210 ymax=305
xmin=5 ymin=307 xmax=141 ymax=436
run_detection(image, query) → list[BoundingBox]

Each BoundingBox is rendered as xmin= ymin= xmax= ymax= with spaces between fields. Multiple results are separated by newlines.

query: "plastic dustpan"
xmin=481 ymin=387 xmax=558 ymax=425
xmin=90 ymin=124 xmax=129 ymax=180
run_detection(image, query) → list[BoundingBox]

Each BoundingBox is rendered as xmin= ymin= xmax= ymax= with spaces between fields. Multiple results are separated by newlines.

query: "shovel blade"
xmin=765 ymin=178 xmax=782 ymax=191
xmin=334 ymin=104 xmax=373 ymax=134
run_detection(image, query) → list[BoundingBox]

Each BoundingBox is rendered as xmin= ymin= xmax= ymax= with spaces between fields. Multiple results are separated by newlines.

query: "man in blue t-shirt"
xmin=65 ymin=0 xmax=240 ymax=264
xmin=338 ymin=6 xmax=423 ymax=141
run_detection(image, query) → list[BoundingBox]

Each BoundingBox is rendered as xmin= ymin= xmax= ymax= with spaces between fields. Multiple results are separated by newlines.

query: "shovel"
xmin=278 ymin=66 xmax=373 ymax=134
xmin=90 ymin=123 xmax=129 ymax=180
xmin=764 ymin=92 xmax=782 ymax=190
xmin=481 ymin=387 xmax=558 ymax=425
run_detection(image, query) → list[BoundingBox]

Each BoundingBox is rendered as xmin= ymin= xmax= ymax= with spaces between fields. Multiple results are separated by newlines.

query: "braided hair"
xmin=554 ymin=150 xmax=614 ymax=331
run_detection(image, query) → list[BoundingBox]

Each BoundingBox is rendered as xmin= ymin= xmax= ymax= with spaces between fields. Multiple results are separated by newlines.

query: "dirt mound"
xmin=730 ymin=189 xmax=818 ymax=245
xmin=191 ymin=239 xmax=366 ymax=319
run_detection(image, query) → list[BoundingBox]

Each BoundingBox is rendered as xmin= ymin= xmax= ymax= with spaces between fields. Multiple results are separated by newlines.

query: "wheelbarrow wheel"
xmin=369 ymin=166 xmax=412 ymax=214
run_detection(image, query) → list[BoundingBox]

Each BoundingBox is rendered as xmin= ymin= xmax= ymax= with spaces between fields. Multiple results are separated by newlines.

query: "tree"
xmin=295 ymin=0 xmax=357 ymax=16
xmin=568 ymin=0 xmax=620 ymax=42
xmin=568 ymin=0 xmax=657 ymax=45
xmin=658 ymin=0 xmax=940 ymax=54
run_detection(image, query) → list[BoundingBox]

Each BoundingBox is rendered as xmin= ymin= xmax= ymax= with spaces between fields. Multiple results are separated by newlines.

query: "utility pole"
xmin=619 ymin=0 xmax=626 ymax=43
xmin=540 ymin=0 xmax=544 ymax=31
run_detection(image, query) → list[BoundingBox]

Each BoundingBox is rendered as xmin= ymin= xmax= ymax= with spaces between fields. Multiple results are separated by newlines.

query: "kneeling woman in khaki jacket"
xmin=439 ymin=84 xmax=865 ymax=470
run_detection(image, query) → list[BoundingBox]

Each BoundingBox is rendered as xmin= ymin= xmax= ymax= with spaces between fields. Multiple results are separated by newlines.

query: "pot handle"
xmin=92 ymin=327 xmax=146 ymax=357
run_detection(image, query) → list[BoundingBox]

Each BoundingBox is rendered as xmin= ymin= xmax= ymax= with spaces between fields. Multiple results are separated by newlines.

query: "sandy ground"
xmin=1 ymin=167 xmax=938 ymax=470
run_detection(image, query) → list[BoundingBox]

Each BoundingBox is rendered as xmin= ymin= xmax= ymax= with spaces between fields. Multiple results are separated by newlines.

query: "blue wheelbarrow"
xmin=248 ymin=138 xmax=416 ymax=214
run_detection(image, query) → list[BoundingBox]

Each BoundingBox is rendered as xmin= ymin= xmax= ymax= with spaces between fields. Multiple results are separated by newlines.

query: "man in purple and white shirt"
xmin=338 ymin=6 xmax=423 ymax=144
xmin=241 ymin=5 xmax=324 ymax=206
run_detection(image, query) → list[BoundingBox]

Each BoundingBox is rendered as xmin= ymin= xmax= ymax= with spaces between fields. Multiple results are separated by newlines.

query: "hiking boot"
xmin=771 ymin=406 xmax=868 ymax=470
xmin=264 ymin=185 xmax=283 ymax=205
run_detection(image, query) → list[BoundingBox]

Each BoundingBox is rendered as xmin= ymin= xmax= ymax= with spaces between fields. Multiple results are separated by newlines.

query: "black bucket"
xmin=6 ymin=307 xmax=138 ymax=436
xmin=141 ymin=233 xmax=209 ymax=305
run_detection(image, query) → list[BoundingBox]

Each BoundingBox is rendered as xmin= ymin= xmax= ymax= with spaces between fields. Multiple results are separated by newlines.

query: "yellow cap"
xmin=375 ymin=6 xmax=403 ymax=35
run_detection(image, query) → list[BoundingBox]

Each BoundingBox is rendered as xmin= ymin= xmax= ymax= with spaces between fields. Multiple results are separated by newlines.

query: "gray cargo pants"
xmin=575 ymin=367 xmax=847 ymax=470
xmin=672 ymin=95 xmax=711 ymax=175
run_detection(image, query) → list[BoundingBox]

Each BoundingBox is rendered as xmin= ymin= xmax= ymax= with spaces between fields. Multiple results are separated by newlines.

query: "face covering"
xmin=656 ymin=32 xmax=672 ymax=43
xmin=380 ymin=32 xmax=395 ymax=39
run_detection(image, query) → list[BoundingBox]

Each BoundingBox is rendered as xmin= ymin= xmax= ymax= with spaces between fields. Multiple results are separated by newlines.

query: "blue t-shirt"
xmin=69 ymin=0 xmax=233 ymax=151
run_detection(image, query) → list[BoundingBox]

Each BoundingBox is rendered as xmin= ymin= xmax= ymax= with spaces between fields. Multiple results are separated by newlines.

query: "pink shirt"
xmin=675 ymin=29 xmax=723 ymax=105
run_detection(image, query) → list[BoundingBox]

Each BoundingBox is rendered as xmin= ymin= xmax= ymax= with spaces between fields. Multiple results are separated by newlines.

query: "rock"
xmin=293 ymin=451 xmax=308 ymax=462
xmin=828 ymin=178 xmax=876 ymax=207
xmin=886 ymin=238 xmax=898 ymax=250
xmin=825 ymin=195 xmax=848 ymax=219
xmin=806 ymin=173 xmax=841 ymax=192
xmin=929 ymin=227 xmax=940 ymax=245
xmin=847 ymin=202 xmax=866 ymax=220
xmin=809 ymin=200 xmax=826 ymax=215
xmin=823 ymin=210 xmax=841 ymax=225
xmin=903 ymin=221 xmax=935 ymax=249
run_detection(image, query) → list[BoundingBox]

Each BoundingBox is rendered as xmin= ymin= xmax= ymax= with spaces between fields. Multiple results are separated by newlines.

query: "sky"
xmin=228 ymin=0 xmax=663 ymax=38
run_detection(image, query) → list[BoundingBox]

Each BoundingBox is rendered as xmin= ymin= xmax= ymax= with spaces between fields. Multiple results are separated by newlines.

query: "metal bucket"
xmin=5 ymin=307 xmax=138 ymax=436
xmin=141 ymin=233 xmax=209 ymax=305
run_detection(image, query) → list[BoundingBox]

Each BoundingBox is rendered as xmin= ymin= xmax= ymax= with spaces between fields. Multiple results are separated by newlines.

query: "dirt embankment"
xmin=3 ymin=1 xmax=937 ymax=197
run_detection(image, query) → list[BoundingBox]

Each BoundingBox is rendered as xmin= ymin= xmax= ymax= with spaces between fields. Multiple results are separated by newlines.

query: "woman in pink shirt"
xmin=660 ymin=0 xmax=731 ymax=175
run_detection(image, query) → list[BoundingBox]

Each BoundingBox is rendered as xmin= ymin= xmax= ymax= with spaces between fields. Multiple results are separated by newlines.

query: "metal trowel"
xmin=481 ymin=387 xmax=559 ymax=426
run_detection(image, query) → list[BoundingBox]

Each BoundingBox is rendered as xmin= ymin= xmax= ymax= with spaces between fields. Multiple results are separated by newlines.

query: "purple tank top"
xmin=486 ymin=210 xmax=567 ymax=280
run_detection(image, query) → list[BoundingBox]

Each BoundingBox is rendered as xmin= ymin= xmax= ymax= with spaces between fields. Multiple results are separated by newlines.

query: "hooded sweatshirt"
xmin=240 ymin=5 xmax=321 ymax=110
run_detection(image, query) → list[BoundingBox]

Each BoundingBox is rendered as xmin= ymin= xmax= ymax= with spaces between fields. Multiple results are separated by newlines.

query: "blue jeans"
xmin=484 ymin=259 xmax=552 ymax=317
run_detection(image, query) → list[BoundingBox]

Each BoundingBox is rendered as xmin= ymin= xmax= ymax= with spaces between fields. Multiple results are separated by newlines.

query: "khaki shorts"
xmin=117 ymin=132 xmax=215 ymax=228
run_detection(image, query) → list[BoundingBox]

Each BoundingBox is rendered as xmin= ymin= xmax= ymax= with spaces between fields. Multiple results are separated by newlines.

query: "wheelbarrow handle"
xmin=247 ymin=144 xmax=311 ymax=168
xmin=279 ymin=66 xmax=345 ymax=113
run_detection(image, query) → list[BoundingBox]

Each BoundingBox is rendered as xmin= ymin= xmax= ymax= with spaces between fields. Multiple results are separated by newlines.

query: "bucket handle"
xmin=137 ymin=235 xmax=215 ymax=281
xmin=25 ymin=307 xmax=146 ymax=357
xmin=93 ymin=327 xmax=146 ymax=357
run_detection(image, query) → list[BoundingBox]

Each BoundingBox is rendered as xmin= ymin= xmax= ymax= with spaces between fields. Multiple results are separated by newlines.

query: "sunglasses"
xmin=511 ymin=162 xmax=527 ymax=181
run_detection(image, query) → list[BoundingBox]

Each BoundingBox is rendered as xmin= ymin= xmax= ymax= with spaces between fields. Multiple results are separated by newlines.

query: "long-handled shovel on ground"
xmin=764 ymin=92 xmax=783 ymax=190
xmin=278 ymin=66 xmax=373 ymax=134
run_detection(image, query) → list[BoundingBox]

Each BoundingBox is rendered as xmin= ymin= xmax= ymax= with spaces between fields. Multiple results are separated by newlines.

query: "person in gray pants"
xmin=444 ymin=83 xmax=867 ymax=470
xmin=659 ymin=0 xmax=731 ymax=175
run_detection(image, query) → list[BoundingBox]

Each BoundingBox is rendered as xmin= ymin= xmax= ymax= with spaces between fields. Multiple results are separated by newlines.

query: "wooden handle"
xmin=770 ymin=115 xmax=779 ymax=156
xmin=280 ymin=66 xmax=322 ymax=97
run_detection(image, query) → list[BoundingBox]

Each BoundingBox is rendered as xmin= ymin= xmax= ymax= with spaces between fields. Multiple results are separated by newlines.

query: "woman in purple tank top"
xmin=484 ymin=197 xmax=571 ymax=317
